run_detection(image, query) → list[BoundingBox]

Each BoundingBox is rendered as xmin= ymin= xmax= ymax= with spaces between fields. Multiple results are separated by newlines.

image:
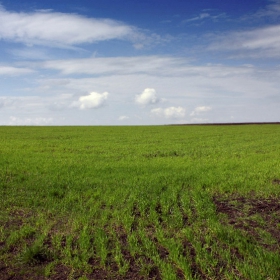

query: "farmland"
xmin=0 ymin=125 xmax=280 ymax=279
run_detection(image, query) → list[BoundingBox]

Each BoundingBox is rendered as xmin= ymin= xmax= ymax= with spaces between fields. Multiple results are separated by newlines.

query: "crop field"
xmin=0 ymin=125 xmax=280 ymax=279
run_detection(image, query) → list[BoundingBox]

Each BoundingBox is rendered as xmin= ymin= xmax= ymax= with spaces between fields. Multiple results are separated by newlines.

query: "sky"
xmin=0 ymin=0 xmax=280 ymax=125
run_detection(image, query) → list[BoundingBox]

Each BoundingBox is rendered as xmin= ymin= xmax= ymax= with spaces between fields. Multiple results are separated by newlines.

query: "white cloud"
xmin=0 ymin=66 xmax=33 ymax=76
xmin=118 ymin=115 xmax=129 ymax=121
xmin=264 ymin=0 xmax=280 ymax=16
xmin=0 ymin=6 xmax=138 ymax=47
xmin=190 ymin=106 xmax=212 ymax=116
xmin=135 ymin=88 xmax=159 ymax=105
xmin=0 ymin=97 xmax=14 ymax=108
xmin=184 ymin=13 xmax=210 ymax=22
xmin=8 ymin=47 xmax=52 ymax=60
xmin=9 ymin=116 xmax=53 ymax=125
xmin=164 ymin=107 xmax=186 ymax=118
xmin=72 ymin=91 xmax=108 ymax=110
xmin=183 ymin=12 xmax=226 ymax=23
xmin=39 ymin=56 xmax=188 ymax=76
xmin=190 ymin=117 xmax=209 ymax=123
xmin=2 ymin=54 xmax=278 ymax=125
xmin=0 ymin=96 xmax=45 ymax=109
xmin=34 ymin=56 xmax=280 ymax=102
xmin=38 ymin=55 xmax=268 ymax=82
xmin=151 ymin=106 xmax=185 ymax=119
xmin=244 ymin=0 xmax=280 ymax=20
xmin=209 ymin=24 xmax=280 ymax=58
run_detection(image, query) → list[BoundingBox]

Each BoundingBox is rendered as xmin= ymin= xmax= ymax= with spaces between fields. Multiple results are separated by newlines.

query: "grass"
xmin=0 ymin=125 xmax=280 ymax=279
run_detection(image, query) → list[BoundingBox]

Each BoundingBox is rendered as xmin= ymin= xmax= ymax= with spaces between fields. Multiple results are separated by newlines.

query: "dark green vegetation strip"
xmin=0 ymin=125 xmax=280 ymax=279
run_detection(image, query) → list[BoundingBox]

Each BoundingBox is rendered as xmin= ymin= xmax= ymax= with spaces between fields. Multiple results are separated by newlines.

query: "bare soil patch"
xmin=213 ymin=193 xmax=280 ymax=251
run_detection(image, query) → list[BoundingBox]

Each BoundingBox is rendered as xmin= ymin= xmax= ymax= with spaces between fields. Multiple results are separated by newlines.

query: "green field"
xmin=1 ymin=125 xmax=280 ymax=279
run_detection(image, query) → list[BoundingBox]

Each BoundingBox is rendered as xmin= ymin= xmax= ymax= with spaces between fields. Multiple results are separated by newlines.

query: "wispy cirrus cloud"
xmin=184 ymin=13 xmax=211 ymax=23
xmin=36 ymin=55 xmax=260 ymax=79
xmin=0 ymin=6 xmax=141 ymax=48
xmin=242 ymin=0 xmax=280 ymax=20
xmin=205 ymin=1 xmax=280 ymax=58
xmin=208 ymin=24 xmax=280 ymax=58
xmin=38 ymin=56 xmax=189 ymax=76
xmin=32 ymin=56 xmax=280 ymax=101
xmin=0 ymin=66 xmax=34 ymax=76
xmin=7 ymin=47 xmax=53 ymax=60
xmin=182 ymin=12 xmax=227 ymax=24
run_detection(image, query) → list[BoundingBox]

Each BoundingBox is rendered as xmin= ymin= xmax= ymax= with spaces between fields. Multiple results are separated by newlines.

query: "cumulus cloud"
xmin=35 ymin=56 xmax=280 ymax=101
xmin=118 ymin=115 xmax=129 ymax=121
xmin=190 ymin=118 xmax=209 ymax=123
xmin=151 ymin=106 xmax=185 ymax=119
xmin=190 ymin=106 xmax=212 ymax=116
xmin=0 ymin=6 xmax=137 ymax=47
xmin=72 ymin=92 xmax=108 ymax=110
xmin=135 ymin=88 xmax=159 ymax=105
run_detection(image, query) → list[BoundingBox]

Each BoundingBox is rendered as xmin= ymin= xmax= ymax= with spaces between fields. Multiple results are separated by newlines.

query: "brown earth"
xmin=213 ymin=192 xmax=280 ymax=252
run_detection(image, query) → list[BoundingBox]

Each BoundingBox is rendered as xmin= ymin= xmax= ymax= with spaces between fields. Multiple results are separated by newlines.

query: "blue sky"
xmin=0 ymin=0 xmax=280 ymax=125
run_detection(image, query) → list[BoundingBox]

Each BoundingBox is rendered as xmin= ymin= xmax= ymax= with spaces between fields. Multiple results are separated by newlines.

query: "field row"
xmin=1 ymin=125 xmax=280 ymax=279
